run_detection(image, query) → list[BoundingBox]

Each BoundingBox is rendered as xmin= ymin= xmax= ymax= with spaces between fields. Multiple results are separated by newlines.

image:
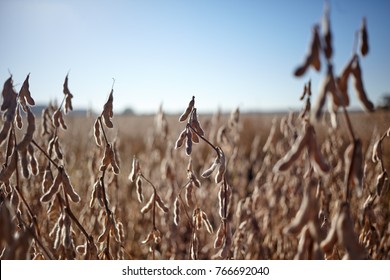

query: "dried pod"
xmin=371 ymin=139 xmax=382 ymax=163
xmin=97 ymin=218 xmax=113 ymax=243
xmin=190 ymin=108 xmax=205 ymax=136
xmin=100 ymin=144 xmax=112 ymax=172
xmin=16 ymin=108 xmax=35 ymax=151
xmin=1 ymin=77 xmax=17 ymax=114
xmin=129 ymin=157 xmax=140 ymax=182
xmin=40 ymin=171 xmax=63 ymax=203
xmin=294 ymin=25 xmax=321 ymax=76
xmin=201 ymin=210 xmax=213 ymax=233
xmin=218 ymin=184 xmax=225 ymax=218
xmin=308 ymin=127 xmax=330 ymax=175
xmin=351 ymin=58 xmax=374 ymax=112
xmin=185 ymin=182 xmax=194 ymax=207
xmin=140 ymin=193 xmax=154 ymax=214
xmin=109 ymin=144 xmax=120 ymax=174
xmin=175 ymin=129 xmax=187 ymax=149
xmin=201 ymin=157 xmax=219 ymax=178
xmin=360 ymin=17 xmax=369 ymax=56
xmin=375 ymin=172 xmax=387 ymax=196
xmin=190 ymin=233 xmax=199 ymax=260
xmin=19 ymin=148 xmax=30 ymax=179
xmin=63 ymin=74 xmax=74 ymax=114
xmin=15 ymin=105 xmax=23 ymax=129
xmin=185 ymin=130 xmax=193 ymax=156
xmin=41 ymin=168 xmax=53 ymax=193
xmin=273 ymin=125 xmax=309 ymax=172
xmin=155 ymin=192 xmax=169 ymax=213
xmin=102 ymin=89 xmax=114 ymax=128
xmin=141 ymin=231 xmax=154 ymax=244
xmin=41 ymin=108 xmax=51 ymax=136
xmin=337 ymin=56 xmax=355 ymax=106
xmin=350 ymin=139 xmax=364 ymax=190
xmin=0 ymin=120 xmax=12 ymax=146
xmin=53 ymin=137 xmax=63 ymax=160
xmin=194 ymin=208 xmax=203 ymax=231
xmin=89 ymin=179 xmax=101 ymax=208
xmin=214 ymin=222 xmax=225 ymax=249
xmin=215 ymin=164 xmax=225 ymax=184
xmin=94 ymin=118 xmax=102 ymax=146
xmin=136 ymin=176 xmax=144 ymax=203
xmin=179 ymin=96 xmax=195 ymax=122
xmin=0 ymin=149 xmax=17 ymax=183
xmin=173 ymin=197 xmax=181 ymax=226
xmin=61 ymin=169 xmax=80 ymax=203
xmin=284 ymin=185 xmax=317 ymax=235
xmin=53 ymin=109 xmax=67 ymax=130
xmin=191 ymin=129 xmax=200 ymax=143
xmin=28 ymin=145 xmax=39 ymax=176
xmin=19 ymin=74 xmax=35 ymax=108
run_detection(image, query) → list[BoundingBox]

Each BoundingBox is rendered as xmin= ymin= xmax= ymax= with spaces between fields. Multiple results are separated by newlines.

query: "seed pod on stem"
xmin=201 ymin=157 xmax=219 ymax=178
xmin=19 ymin=74 xmax=35 ymax=110
xmin=62 ymin=169 xmax=81 ymax=203
xmin=0 ymin=120 xmax=12 ymax=146
xmin=201 ymin=210 xmax=213 ymax=233
xmin=19 ymin=148 xmax=30 ymax=179
xmin=141 ymin=193 xmax=154 ymax=214
xmin=129 ymin=157 xmax=140 ymax=182
xmin=40 ymin=171 xmax=63 ymax=203
xmin=28 ymin=144 xmax=39 ymax=176
xmin=41 ymin=167 xmax=53 ymax=193
xmin=273 ymin=125 xmax=309 ymax=172
xmin=185 ymin=182 xmax=194 ymax=207
xmin=102 ymin=89 xmax=114 ymax=128
xmin=294 ymin=25 xmax=321 ymax=76
xmin=179 ymin=96 xmax=195 ymax=122
xmin=63 ymin=74 xmax=74 ymax=114
xmin=53 ymin=109 xmax=67 ymax=130
xmin=351 ymin=57 xmax=374 ymax=112
xmin=15 ymin=105 xmax=23 ymax=129
xmin=141 ymin=231 xmax=154 ymax=244
xmin=175 ymin=129 xmax=187 ymax=149
xmin=214 ymin=221 xmax=226 ymax=249
xmin=0 ymin=149 xmax=17 ymax=183
xmin=136 ymin=176 xmax=144 ymax=203
xmin=375 ymin=172 xmax=387 ymax=196
xmin=16 ymin=107 xmax=35 ymax=151
xmin=173 ymin=197 xmax=181 ymax=226
xmin=94 ymin=118 xmax=102 ymax=146
xmin=185 ymin=130 xmax=193 ymax=156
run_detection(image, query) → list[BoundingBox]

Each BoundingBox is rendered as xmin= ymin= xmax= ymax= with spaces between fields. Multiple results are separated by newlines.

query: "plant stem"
xmin=31 ymin=139 xmax=60 ymax=169
xmin=187 ymin=123 xmax=219 ymax=155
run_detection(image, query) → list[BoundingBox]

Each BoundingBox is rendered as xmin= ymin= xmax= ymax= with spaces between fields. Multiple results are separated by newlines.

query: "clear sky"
xmin=1 ymin=0 xmax=390 ymax=114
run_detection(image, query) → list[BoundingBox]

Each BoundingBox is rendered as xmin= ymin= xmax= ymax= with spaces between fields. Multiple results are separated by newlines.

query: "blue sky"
xmin=1 ymin=0 xmax=390 ymax=114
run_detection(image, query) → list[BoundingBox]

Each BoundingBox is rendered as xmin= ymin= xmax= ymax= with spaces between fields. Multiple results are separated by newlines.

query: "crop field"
xmin=1 ymin=5 xmax=390 ymax=260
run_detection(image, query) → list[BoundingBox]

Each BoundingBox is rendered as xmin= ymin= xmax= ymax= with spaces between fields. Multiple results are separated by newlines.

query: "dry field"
xmin=1 ymin=6 xmax=390 ymax=260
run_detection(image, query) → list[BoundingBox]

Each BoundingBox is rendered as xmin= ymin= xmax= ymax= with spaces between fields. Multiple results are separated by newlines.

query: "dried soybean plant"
xmin=128 ymin=156 xmax=169 ymax=259
xmin=172 ymin=158 xmax=213 ymax=260
xmin=277 ymin=4 xmax=377 ymax=259
xmin=90 ymin=84 xmax=124 ymax=259
xmin=36 ymin=74 xmax=97 ymax=260
xmin=0 ymin=74 xmax=86 ymax=260
xmin=174 ymin=96 xmax=232 ymax=259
